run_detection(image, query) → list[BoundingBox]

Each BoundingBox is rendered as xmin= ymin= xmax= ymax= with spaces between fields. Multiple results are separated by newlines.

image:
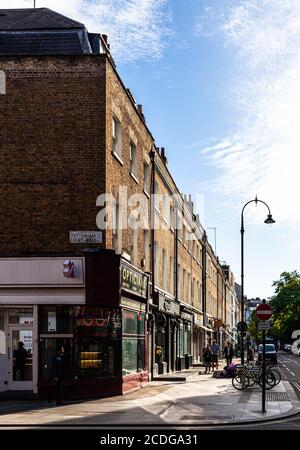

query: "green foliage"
xmin=270 ymin=271 xmax=300 ymax=342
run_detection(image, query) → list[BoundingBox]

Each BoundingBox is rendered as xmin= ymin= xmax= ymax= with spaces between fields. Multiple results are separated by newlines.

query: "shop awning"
xmin=222 ymin=328 xmax=237 ymax=342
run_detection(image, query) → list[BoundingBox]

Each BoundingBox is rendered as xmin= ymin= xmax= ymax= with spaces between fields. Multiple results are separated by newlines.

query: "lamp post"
xmin=240 ymin=196 xmax=275 ymax=365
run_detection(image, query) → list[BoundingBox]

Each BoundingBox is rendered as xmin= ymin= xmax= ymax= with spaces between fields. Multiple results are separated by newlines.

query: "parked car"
xmin=283 ymin=344 xmax=292 ymax=352
xmin=257 ymin=344 xmax=277 ymax=364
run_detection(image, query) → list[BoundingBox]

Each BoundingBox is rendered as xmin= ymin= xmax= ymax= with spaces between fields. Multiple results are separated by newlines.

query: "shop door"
xmin=8 ymin=326 xmax=33 ymax=390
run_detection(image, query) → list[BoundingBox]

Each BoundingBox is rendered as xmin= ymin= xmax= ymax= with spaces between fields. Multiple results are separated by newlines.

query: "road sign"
xmin=237 ymin=321 xmax=248 ymax=333
xmin=258 ymin=321 xmax=271 ymax=330
xmin=69 ymin=231 xmax=102 ymax=244
xmin=256 ymin=303 xmax=272 ymax=321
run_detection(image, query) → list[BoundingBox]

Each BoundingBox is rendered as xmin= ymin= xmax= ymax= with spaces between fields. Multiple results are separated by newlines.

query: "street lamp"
xmin=240 ymin=196 xmax=275 ymax=364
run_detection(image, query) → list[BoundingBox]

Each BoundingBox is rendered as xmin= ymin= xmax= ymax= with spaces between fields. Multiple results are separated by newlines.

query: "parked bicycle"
xmin=232 ymin=364 xmax=277 ymax=390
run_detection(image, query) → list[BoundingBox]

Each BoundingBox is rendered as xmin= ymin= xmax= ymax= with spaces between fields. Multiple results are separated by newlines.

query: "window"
xmin=122 ymin=310 xmax=145 ymax=375
xmin=154 ymin=241 xmax=159 ymax=285
xmin=177 ymin=264 xmax=181 ymax=299
xmin=130 ymin=141 xmax=137 ymax=177
xmin=183 ymin=225 xmax=186 ymax=246
xmin=170 ymin=205 xmax=175 ymax=230
xmin=40 ymin=306 xmax=73 ymax=334
xmin=129 ymin=215 xmax=137 ymax=265
xmin=143 ymin=229 xmax=150 ymax=271
xmin=163 ymin=196 xmax=169 ymax=223
xmin=112 ymin=116 xmax=121 ymax=157
xmin=182 ymin=269 xmax=186 ymax=301
xmin=112 ymin=201 xmax=119 ymax=253
xmin=154 ymin=181 xmax=160 ymax=212
xmin=143 ymin=162 xmax=150 ymax=193
xmin=162 ymin=249 xmax=167 ymax=291
xmin=169 ymin=256 xmax=174 ymax=295
xmin=74 ymin=307 xmax=121 ymax=379
xmin=187 ymin=273 xmax=191 ymax=303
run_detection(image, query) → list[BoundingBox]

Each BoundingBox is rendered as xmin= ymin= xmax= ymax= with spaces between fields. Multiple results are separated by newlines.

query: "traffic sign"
xmin=258 ymin=321 xmax=271 ymax=330
xmin=256 ymin=303 xmax=272 ymax=321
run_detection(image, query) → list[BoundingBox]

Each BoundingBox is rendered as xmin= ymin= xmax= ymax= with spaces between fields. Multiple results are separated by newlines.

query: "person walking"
xmin=13 ymin=341 xmax=28 ymax=381
xmin=211 ymin=340 xmax=220 ymax=371
xmin=223 ymin=342 xmax=234 ymax=366
xmin=203 ymin=345 xmax=213 ymax=374
xmin=51 ymin=345 xmax=65 ymax=405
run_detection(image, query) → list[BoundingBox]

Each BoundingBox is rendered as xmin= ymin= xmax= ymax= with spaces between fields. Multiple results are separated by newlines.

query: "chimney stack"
xmin=160 ymin=147 xmax=168 ymax=165
xmin=137 ymin=104 xmax=146 ymax=122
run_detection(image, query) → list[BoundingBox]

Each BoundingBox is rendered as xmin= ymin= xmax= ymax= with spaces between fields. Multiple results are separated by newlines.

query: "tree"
xmin=270 ymin=271 xmax=300 ymax=343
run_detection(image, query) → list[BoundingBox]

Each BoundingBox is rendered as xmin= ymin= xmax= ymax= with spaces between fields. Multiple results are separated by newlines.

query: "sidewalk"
xmin=0 ymin=365 xmax=299 ymax=426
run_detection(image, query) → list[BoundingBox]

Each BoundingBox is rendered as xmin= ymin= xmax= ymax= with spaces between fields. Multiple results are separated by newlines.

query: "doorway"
xmin=8 ymin=325 xmax=33 ymax=390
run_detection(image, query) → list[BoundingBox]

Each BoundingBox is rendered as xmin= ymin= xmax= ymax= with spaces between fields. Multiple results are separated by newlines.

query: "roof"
xmin=0 ymin=8 xmax=85 ymax=31
xmin=0 ymin=32 xmax=84 ymax=55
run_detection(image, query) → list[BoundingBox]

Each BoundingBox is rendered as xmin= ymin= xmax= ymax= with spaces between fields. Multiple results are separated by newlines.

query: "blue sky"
xmin=2 ymin=0 xmax=300 ymax=299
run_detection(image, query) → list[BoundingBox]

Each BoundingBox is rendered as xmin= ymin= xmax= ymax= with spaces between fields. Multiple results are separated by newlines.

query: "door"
xmin=8 ymin=326 xmax=33 ymax=390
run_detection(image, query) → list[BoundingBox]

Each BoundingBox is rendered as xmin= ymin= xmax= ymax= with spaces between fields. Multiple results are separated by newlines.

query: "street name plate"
xmin=258 ymin=321 xmax=271 ymax=330
xmin=69 ymin=231 xmax=102 ymax=244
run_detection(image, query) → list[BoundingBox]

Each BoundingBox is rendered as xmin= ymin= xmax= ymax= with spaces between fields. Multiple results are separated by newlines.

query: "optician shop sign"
xmin=120 ymin=262 xmax=148 ymax=298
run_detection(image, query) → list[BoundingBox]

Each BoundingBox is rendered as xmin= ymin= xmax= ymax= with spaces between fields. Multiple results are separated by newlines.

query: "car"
xmin=257 ymin=343 xmax=277 ymax=364
xmin=283 ymin=344 xmax=292 ymax=352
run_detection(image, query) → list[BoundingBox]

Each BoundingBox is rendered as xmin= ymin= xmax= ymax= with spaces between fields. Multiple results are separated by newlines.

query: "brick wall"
xmin=0 ymin=55 xmax=106 ymax=256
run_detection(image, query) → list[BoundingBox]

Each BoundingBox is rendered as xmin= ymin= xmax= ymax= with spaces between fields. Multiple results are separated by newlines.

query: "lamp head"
xmin=264 ymin=214 xmax=275 ymax=224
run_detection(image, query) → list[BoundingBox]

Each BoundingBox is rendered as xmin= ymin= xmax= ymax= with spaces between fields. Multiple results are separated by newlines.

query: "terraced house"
xmin=0 ymin=7 xmax=240 ymax=400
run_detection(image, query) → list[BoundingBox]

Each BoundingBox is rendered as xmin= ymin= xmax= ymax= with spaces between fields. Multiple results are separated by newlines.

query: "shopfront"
xmin=193 ymin=312 xmax=205 ymax=363
xmin=153 ymin=291 xmax=180 ymax=375
xmin=177 ymin=307 xmax=193 ymax=370
xmin=0 ymin=253 xmax=149 ymax=399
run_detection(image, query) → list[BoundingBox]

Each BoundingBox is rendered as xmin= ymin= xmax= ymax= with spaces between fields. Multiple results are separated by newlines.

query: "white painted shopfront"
xmin=0 ymin=258 xmax=85 ymax=395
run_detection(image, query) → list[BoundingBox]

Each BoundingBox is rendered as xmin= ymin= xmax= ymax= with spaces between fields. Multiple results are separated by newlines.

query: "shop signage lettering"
xmin=120 ymin=297 xmax=146 ymax=311
xmin=181 ymin=312 xmax=193 ymax=322
xmin=80 ymin=318 xmax=109 ymax=327
xmin=194 ymin=314 xmax=203 ymax=326
xmin=158 ymin=294 xmax=180 ymax=316
xmin=121 ymin=264 xmax=147 ymax=298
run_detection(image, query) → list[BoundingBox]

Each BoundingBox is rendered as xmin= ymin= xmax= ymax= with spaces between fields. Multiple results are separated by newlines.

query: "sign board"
xmin=256 ymin=303 xmax=272 ymax=321
xmin=258 ymin=321 xmax=271 ymax=330
xmin=120 ymin=262 xmax=148 ymax=298
xmin=69 ymin=231 xmax=102 ymax=244
xmin=120 ymin=297 xmax=146 ymax=312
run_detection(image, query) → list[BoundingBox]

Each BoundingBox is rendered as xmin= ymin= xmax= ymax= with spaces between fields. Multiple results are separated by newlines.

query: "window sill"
xmin=162 ymin=217 xmax=169 ymax=226
xmin=155 ymin=206 xmax=160 ymax=215
xmin=112 ymin=151 xmax=124 ymax=166
xmin=130 ymin=172 xmax=139 ymax=184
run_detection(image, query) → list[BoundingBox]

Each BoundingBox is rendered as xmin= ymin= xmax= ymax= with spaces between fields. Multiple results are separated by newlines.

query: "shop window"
xmin=40 ymin=306 xmax=73 ymax=334
xmin=122 ymin=310 xmax=145 ymax=375
xmin=9 ymin=308 xmax=33 ymax=325
xmin=122 ymin=338 xmax=145 ymax=375
xmin=40 ymin=337 xmax=72 ymax=380
xmin=74 ymin=306 xmax=121 ymax=378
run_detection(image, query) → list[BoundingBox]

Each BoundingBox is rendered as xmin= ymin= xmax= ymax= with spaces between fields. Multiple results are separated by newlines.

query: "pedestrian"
xmin=203 ymin=345 xmax=213 ymax=374
xmin=13 ymin=341 xmax=28 ymax=381
xmin=211 ymin=340 xmax=220 ymax=371
xmin=223 ymin=342 xmax=234 ymax=366
xmin=51 ymin=345 xmax=65 ymax=405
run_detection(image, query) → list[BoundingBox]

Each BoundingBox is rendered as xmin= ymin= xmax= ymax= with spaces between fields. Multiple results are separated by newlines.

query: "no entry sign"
xmin=256 ymin=303 xmax=273 ymax=321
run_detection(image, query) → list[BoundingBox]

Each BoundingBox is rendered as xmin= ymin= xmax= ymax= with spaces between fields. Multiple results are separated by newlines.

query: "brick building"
xmin=0 ymin=8 xmax=239 ymax=400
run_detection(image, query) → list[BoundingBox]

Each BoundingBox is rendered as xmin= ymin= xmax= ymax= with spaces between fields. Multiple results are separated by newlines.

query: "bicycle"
xmin=232 ymin=364 xmax=276 ymax=390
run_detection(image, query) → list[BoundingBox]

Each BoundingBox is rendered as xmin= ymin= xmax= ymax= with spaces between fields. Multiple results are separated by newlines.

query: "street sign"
xmin=256 ymin=303 xmax=272 ymax=321
xmin=237 ymin=321 xmax=248 ymax=333
xmin=69 ymin=231 xmax=102 ymax=244
xmin=258 ymin=321 xmax=271 ymax=330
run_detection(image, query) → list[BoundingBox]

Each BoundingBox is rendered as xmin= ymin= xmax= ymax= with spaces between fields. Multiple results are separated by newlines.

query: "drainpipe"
xmin=149 ymin=146 xmax=156 ymax=379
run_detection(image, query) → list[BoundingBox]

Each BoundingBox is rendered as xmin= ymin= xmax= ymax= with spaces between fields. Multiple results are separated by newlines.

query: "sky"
xmin=2 ymin=0 xmax=300 ymax=299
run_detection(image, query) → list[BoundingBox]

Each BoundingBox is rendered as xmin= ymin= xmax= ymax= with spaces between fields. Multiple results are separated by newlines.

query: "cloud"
xmin=196 ymin=0 xmax=300 ymax=229
xmin=0 ymin=0 xmax=172 ymax=62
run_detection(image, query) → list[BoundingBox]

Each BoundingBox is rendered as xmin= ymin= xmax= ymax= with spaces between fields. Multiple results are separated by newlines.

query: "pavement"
xmin=0 ymin=354 xmax=299 ymax=427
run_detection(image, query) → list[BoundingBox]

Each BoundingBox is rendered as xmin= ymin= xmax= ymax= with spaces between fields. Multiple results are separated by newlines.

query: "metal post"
xmin=240 ymin=214 xmax=245 ymax=365
xmin=262 ymin=329 xmax=266 ymax=412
